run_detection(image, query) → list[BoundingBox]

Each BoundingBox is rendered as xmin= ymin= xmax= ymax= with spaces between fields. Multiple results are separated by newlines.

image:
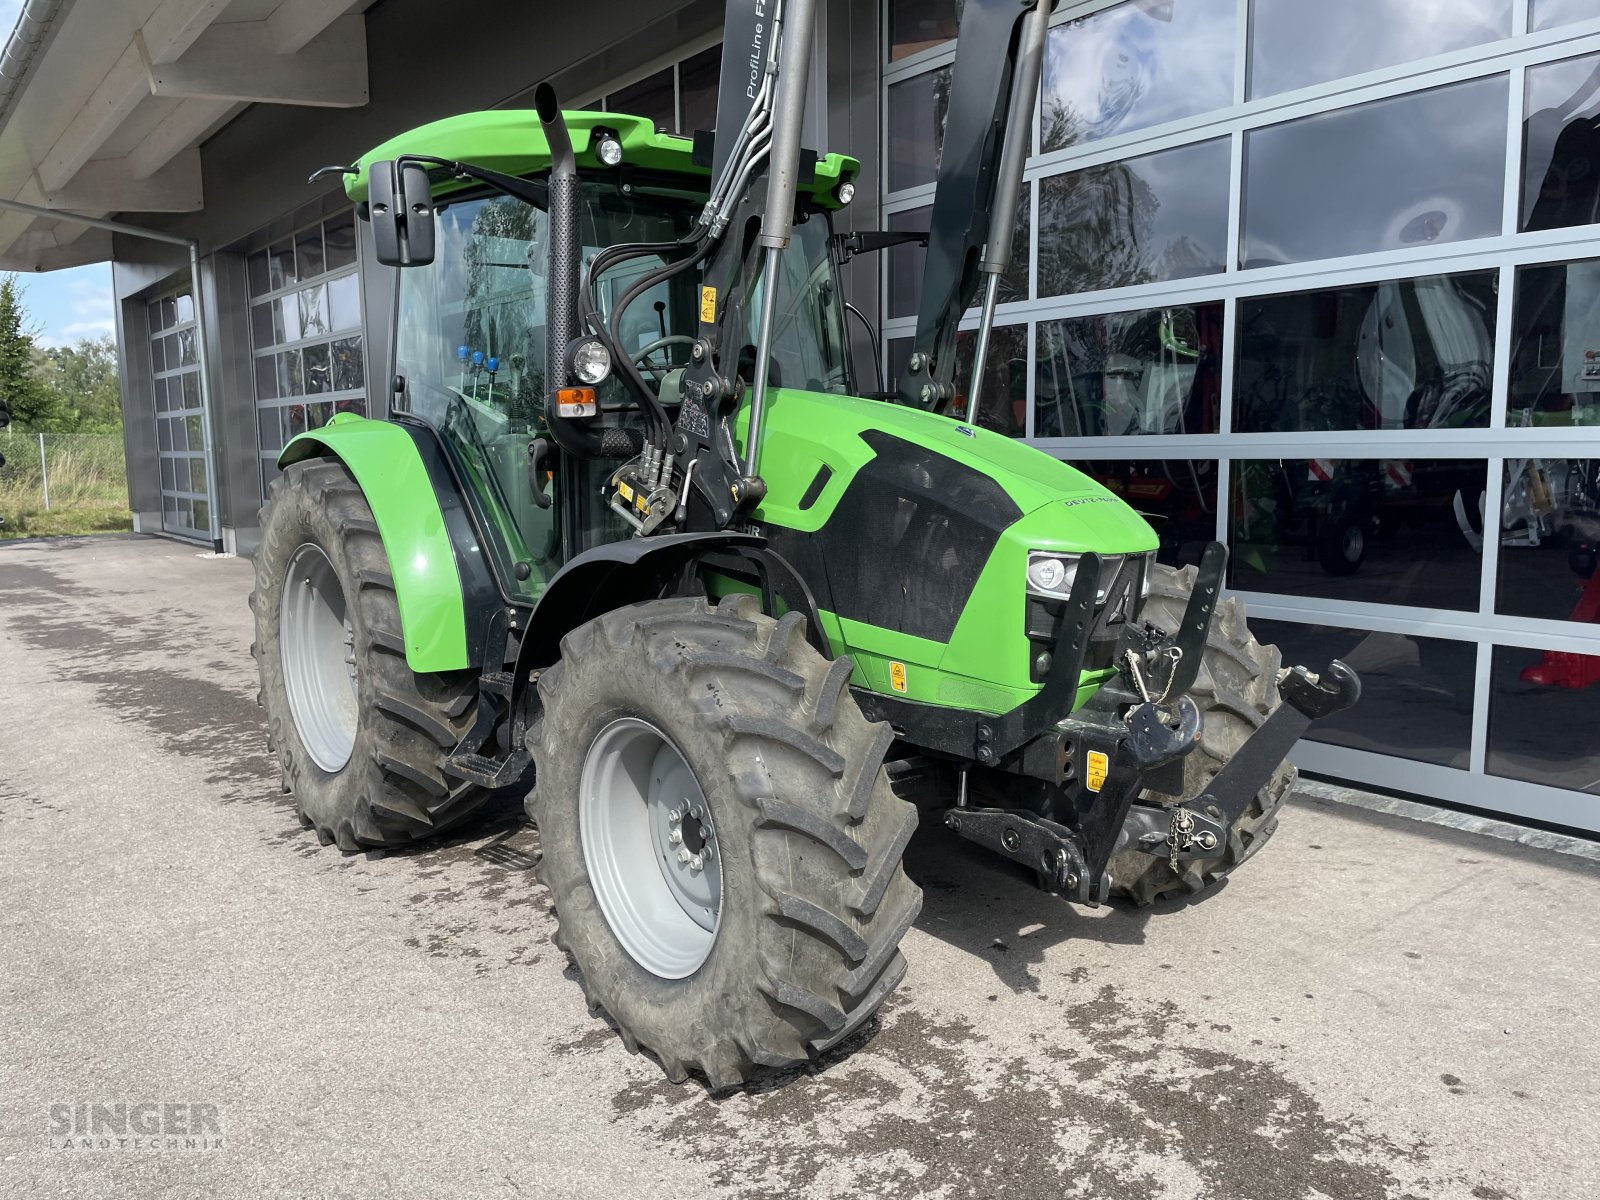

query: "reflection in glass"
xmin=608 ymin=68 xmax=675 ymax=131
xmin=890 ymin=0 xmax=960 ymax=62
xmin=1497 ymin=458 xmax=1600 ymax=625
xmin=1252 ymin=620 xmax=1475 ymax=769
xmin=1042 ymin=0 xmax=1234 ymax=153
xmin=1229 ymin=458 xmax=1486 ymax=609
xmin=1509 ymin=258 xmax=1600 ymax=428
xmin=1522 ymin=52 xmax=1600 ymax=232
xmin=887 ymin=190 xmax=1028 ymax=320
xmin=1236 ymin=273 xmax=1496 ymax=433
xmin=679 ymin=44 xmax=722 ymax=136
xmin=887 ymin=66 xmax=952 ymax=191
xmin=1531 ymin=0 xmax=1597 ymax=31
xmin=1035 ymin=303 xmax=1222 ymax=437
xmin=1038 ymin=138 xmax=1228 ymax=298
xmin=1067 ymin=459 xmax=1218 ymax=566
xmin=1249 ymin=0 xmax=1509 ymax=99
xmin=324 ymin=213 xmax=357 ymax=272
xmin=1488 ymin=646 xmax=1600 ymax=793
xmin=1241 ymin=77 xmax=1508 ymax=268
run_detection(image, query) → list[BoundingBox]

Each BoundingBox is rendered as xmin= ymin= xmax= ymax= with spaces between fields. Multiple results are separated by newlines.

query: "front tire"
xmin=252 ymin=458 xmax=489 ymax=850
xmin=1108 ymin=563 xmax=1296 ymax=905
xmin=529 ymin=594 xmax=923 ymax=1088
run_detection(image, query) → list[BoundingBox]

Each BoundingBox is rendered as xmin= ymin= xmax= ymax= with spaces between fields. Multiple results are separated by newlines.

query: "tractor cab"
xmin=346 ymin=110 xmax=858 ymax=600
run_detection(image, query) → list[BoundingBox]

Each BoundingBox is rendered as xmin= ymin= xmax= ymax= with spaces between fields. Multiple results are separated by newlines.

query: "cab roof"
xmin=344 ymin=109 xmax=859 ymax=208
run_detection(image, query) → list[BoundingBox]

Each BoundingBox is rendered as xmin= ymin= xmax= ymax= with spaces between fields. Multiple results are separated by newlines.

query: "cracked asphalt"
xmin=2 ymin=533 xmax=1597 ymax=1199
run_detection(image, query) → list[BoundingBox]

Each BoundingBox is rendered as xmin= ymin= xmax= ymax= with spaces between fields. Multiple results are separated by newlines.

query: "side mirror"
xmin=368 ymin=160 xmax=436 ymax=267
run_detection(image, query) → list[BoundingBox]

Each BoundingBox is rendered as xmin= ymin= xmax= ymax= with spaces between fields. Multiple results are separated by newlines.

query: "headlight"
xmin=594 ymin=134 xmax=624 ymax=167
xmin=1026 ymin=551 xmax=1125 ymax=603
xmin=568 ymin=337 xmax=613 ymax=385
xmin=835 ymin=180 xmax=856 ymax=206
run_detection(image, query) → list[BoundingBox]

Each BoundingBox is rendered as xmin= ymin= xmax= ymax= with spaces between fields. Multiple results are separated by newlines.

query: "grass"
xmin=0 ymin=435 xmax=132 ymax=541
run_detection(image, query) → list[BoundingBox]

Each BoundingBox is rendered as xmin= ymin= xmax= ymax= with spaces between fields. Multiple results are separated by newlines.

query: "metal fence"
xmin=0 ymin=429 xmax=129 ymax=514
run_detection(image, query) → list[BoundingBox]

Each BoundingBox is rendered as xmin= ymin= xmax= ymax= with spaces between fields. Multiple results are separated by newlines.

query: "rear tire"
xmin=1108 ymin=563 xmax=1295 ymax=905
xmin=529 ymin=593 xmax=923 ymax=1088
xmin=252 ymin=458 xmax=489 ymax=850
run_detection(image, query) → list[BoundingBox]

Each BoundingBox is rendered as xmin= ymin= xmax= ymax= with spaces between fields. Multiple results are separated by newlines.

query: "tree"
xmin=0 ymin=274 xmax=55 ymax=430
xmin=34 ymin=335 xmax=121 ymax=432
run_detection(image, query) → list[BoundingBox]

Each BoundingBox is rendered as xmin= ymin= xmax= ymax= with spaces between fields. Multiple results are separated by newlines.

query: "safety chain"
xmin=1168 ymin=807 xmax=1196 ymax=875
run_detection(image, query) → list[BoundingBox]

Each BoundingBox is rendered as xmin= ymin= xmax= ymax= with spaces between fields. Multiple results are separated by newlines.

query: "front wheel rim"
xmin=580 ymin=718 xmax=721 ymax=979
xmin=280 ymin=542 xmax=359 ymax=772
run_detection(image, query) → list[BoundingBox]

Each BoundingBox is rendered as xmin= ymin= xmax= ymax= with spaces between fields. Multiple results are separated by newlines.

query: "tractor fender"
xmin=515 ymin=531 xmax=765 ymax=675
xmin=278 ymin=415 xmax=497 ymax=674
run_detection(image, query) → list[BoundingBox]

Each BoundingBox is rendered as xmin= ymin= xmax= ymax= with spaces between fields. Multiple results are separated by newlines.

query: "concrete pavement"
xmin=1 ymin=533 xmax=1596 ymax=1199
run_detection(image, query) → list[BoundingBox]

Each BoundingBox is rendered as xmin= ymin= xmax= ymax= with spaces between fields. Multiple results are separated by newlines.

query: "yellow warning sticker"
xmin=616 ymin=481 xmax=635 ymax=503
xmin=889 ymin=661 xmax=908 ymax=693
xmin=1086 ymin=750 xmax=1109 ymax=793
xmin=700 ymin=285 xmax=718 ymax=324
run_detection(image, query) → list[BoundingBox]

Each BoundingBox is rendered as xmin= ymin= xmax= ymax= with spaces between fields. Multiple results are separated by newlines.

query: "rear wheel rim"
xmin=280 ymin=542 xmax=359 ymax=773
xmin=580 ymin=718 xmax=721 ymax=979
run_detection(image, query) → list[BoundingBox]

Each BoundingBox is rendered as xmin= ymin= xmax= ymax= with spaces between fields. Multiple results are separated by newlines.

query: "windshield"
xmin=393 ymin=182 xmax=848 ymax=602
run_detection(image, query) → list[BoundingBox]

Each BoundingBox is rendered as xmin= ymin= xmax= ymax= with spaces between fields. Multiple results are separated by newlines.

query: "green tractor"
xmin=252 ymin=0 xmax=1358 ymax=1087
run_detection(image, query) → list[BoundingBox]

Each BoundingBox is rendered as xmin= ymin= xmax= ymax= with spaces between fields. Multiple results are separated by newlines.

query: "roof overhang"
xmin=0 ymin=0 xmax=375 ymax=271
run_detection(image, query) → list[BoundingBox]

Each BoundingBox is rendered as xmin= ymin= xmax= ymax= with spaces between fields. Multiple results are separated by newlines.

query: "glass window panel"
xmin=247 ymin=250 xmax=270 ymax=295
xmin=324 ymin=213 xmax=357 ymax=271
xmin=258 ymin=407 xmax=283 ymax=454
xmin=1042 ymin=0 xmax=1235 ymax=154
xmin=1252 ymin=620 xmax=1476 ymax=769
xmin=679 ymin=43 xmax=722 ymax=135
xmin=296 ymin=225 xmax=325 ymax=279
xmin=254 ymin=354 xmax=278 ymax=402
xmin=887 ymin=65 xmax=952 ymax=192
xmin=890 ymin=0 xmax=960 ymax=62
xmin=303 ymin=343 xmax=332 ymax=393
xmin=175 ymin=292 xmax=194 ymax=325
xmin=286 ymin=401 xmax=309 ymax=439
xmin=308 ymin=401 xmax=335 ymax=430
xmin=331 ymin=336 xmax=364 ymax=391
xmin=177 ymin=328 xmax=197 ymax=367
xmin=1242 ymin=77 xmax=1508 ymax=268
xmin=160 ymin=457 xmax=175 ymax=492
xmin=609 ymin=67 xmax=675 ymax=132
xmin=278 ymin=295 xmax=302 ymax=344
xmin=185 ymin=415 xmax=204 ymax=451
xmin=339 ymin=397 xmax=367 ymax=419
xmin=148 ymin=300 xmax=166 ymax=333
xmin=299 ymin=284 xmax=328 ymax=338
xmin=954 ymin=323 xmax=1028 ymax=436
xmin=251 ymin=302 xmax=275 ymax=350
xmin=261 ymin=458 xmax=282 ymax=495
xmin=150 ymin=335 xmax=166 ymax=374
xmin=1509 ymin=258 xmax=1600 ymax=427
xmin=1039 ymin=138 xmax=1229 ymax=298
xmin=1236 ymin=272 xmax=1497 ymax=434
xmin=1067 ymin=459 xmax=1218 ymax=566
xmin=162 ymin=334 xmax=180 ymax=370
xmin=1230 ymin=458 xmax=1487 ymax=608
xmin=191 ymin=499 xmax=209 ymax=530
xmin=1036 ymin=302 xmax=1223 ymax=437
xmin=1522 ymin=52 xmax=1600 ymax=233
xmin=327 ymin=272 xmax=361 ymax=332
xmin=1531 ymin=0 xmax=1597 ymax=31
xmin=269 ymin=240 xmax=295 ymax=290
xmin=190 ymin=458 xmax=210 ymax=495
xmin=177 ymin=499 xmax=193 ymax=529
xmin=1249 ymin=0 xmax=1510 ymax=99
xmin=160 ymin=297 xmax=177 ymax=329
xmin=1496 ymin=458 xmax=1600 ymax=622
xmin=171 ymin=416 xmax=188 ymax=452
xmin=278 ymin=348 xmax=304 ymax=397
xmin=153 ymin=377 xmax=168 ymax=412
xmin=1487 ymin=646 xmax=1600 ymax=793
xmin=182 ymin=372 xmax=199 ymax=409
xmin=158 ymin=419 xmax=172 ymax=451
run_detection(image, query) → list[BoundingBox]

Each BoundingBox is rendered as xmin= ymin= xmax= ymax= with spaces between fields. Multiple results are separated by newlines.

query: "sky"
xmin=0 ymin=0 xmax=116 ymax=349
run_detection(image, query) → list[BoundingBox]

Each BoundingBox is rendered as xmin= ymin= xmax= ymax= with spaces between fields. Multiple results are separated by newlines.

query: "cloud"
xmin=37 ymin=277 xmax=115 ymax=348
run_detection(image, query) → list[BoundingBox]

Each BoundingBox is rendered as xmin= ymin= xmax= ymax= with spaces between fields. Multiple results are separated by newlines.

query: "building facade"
xmin=1 ymin=0 xmax=1596 ymax=831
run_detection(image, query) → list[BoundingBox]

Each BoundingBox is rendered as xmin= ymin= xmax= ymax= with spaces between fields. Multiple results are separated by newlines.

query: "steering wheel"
xmin=632 ymin=334 xmax=698 ymax=376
